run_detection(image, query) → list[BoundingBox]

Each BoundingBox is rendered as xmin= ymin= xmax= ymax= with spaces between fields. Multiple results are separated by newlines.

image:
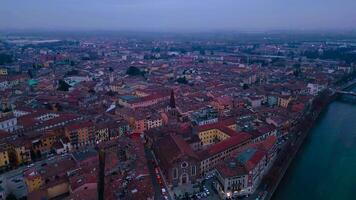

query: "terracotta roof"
xmin=245 ymin=150 xmax=266 ymax=171
xmin=216 ymin=161 xmax=247 ymax=178
xmin=156 ymin=133 xmax=198 ymax=170
xmin=198 ymin=132 xmax=251 ymax=159
xmin=259 ymin=135 xmax=277 ymax=151
xmin=65 ymin=121 xmax=94 ymax=131
xmin=65 ymin=187 xmax=97 ymax=200
xmin=171 ymin=133 xmax=198 ymax=159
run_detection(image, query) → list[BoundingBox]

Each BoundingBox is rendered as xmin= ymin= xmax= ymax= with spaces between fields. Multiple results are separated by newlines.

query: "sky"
xmin=1 ymin=0 xmax=356 ymax=32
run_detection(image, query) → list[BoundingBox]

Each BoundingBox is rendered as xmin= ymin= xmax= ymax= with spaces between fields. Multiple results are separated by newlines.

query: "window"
xmin=191 ymin=165 xmax=196 ymax=176
xmin=173 ymin=168 xmax=178 ymax=179
xmin=181 ymin=161 xmax=188 ymax=168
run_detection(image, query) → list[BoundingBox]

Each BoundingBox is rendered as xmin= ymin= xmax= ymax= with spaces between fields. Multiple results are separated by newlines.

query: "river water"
xmin=272 ymin=92 xmax=356 ymax=200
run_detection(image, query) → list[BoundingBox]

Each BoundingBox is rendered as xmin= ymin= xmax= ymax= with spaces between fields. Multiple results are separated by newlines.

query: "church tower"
xmin=169 ymin=89 xmax=176 ymax=109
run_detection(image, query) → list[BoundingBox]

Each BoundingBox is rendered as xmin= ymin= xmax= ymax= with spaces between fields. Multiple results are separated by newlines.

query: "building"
xmin=154 ymin=133 xmax=200 ymax=187
xmin=0 ymin=115 xmax=17 ymax=132
xmin=65 ymin=121 xmax=95 ymax=149
xmin=0 ymin=68 xmax=8 ymax=76
xmin=277 ymin=95 xmax=292 ymax=108
xmin=116 ymin=107 xmax=162 ymax=133
xmin=246 ymin=96 xmax=263 ymax=108
xmin=26 ymin=157 xmax=77 ymax=200
xmin=118 ymin=93 xmax=170 ymax=109
xmin=198 ymin=132 xmax=251 ymax=175
xmin=267 ymin=95 xmax=278 ymax=107
xmin=307 ymin=83 xmax=326 ymax=95
xmin=30 ymin=130 xmax=59 ymax=156
xmin=0 ymin=145 xmax=9 ymax=170
xmin=9 ymin=140 xmax=32 ymax=166
xmin=190 ymin=107 xmax=218 ymax=126
xmin=54 ymin=137 xmax=72 ymax=154
xmin=24 ymin=168 xmax=43 ymax=192
xmin=197 ymin=121 xmax=237 ymax=146
xmin=214 ymin=136 xmax=277 ymax=198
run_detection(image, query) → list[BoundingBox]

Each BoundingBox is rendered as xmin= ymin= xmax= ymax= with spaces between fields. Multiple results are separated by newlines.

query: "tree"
xmin=65 ymin=69 xmax=79 ymax=76
xmin=0 ymin=53 xmax=12 ymax=65
xmin=176 ymin=77 xmax=188 ymax=84
xmin=27 ymin=69 xmax=34 ymax=78
xmin=126 ymin=66 xmax=144 ymax=76
xmin=6 ymin=193 xmax=17 ymax=200
xmin=2 ymin=107 xmax=11 ymax=113
xmin=57 ymin=79 xmax=71 ymax=91
xmin=242 ymin=84 xmax=249 ymax=90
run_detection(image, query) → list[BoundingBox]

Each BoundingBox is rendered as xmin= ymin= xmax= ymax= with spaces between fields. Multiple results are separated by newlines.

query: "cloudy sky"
xmin=1 ymin=0 xmax=356 ymax=32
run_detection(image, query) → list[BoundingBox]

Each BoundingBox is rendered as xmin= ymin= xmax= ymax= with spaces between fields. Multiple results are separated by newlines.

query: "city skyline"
xmin=1 ymin=1 xmax=356 ymax=200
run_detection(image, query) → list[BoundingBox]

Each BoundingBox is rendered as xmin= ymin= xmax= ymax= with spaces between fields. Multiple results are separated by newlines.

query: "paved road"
xmin=201 ymin=178 xmax=221 ymax=200
xmin=144 ymin=147 xmax=171 ymax=200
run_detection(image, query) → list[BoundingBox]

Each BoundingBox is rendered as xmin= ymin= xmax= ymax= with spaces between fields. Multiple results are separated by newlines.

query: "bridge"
xmin=335 ymin=90 xmax=356 ymax=97
xmin=329 ymin=79 xmax=356 ymax=97
xmin=339 ymin=79 xmax=356 ymax=91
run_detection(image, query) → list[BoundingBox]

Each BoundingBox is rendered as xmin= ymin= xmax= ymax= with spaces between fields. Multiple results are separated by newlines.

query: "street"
xmin=144 ymin=147 xmax=172 ymax=200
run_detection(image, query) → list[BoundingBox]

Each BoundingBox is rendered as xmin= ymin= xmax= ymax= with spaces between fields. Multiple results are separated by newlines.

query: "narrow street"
xmin=144 ymin=147 xmax=172 ymax=200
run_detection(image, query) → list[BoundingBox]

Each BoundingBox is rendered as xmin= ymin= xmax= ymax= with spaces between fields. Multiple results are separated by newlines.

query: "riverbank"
xmin=267 ymin=80 xmax=356 ymax=200
xmin=263 ymin=89 xmax=335 ymax=200
xmin=272 ymin=96 xmax=356 ymax=200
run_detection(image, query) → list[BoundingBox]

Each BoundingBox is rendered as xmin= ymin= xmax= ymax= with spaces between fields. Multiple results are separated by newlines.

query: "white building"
xmin=0 ymin=116 xmax=17 ymax=132
xmin=214 ymin=136 xmax=278 ymax=199
xmin=307 ymin=83 xmax=326 ymax=95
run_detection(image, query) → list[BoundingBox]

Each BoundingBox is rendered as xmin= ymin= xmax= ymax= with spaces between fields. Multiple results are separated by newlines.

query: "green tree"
xmin=65 ymin=69 xmax=79 ymax=76
xmin=0 ymin=53 xmax=12 ymax=65
xmin=176 ymin=77 xmax=188 ymax=84
xmin=126 ymin=66 xmax=144 ymax=76
xmin=242 ymin=84 xmax=249 ymax=90
xmin=6 ymin=193 xmax=17 ymax=200
xmin=57 ymin=79 xmax=71 ymax=91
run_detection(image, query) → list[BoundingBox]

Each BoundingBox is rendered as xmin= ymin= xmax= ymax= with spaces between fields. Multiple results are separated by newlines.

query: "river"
xmin=272 ymin=91 xmax=356 ymax=200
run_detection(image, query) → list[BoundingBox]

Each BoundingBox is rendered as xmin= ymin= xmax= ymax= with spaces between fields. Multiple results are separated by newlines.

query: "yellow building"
xmin=197 ymin=121 xmax=239 ymax=146
xmin=278 ymin=96 xmax=292 ymax=108
xmin=11 ymin=142 xmax=32 ymax=165
xmin=0 ymin=68 xmax=8 ymax=76
xmin=46 ymin=182 xmax=69 ymax=199
xmin=32 ymin=133 xmax=57 ymax=155
xmin=0 ymin=147 xmax=9 ymax=169
xmin=24 ymin=168 xmax=43 ymax=192
xmin=198 ymin=129 xmax=230 ymax=146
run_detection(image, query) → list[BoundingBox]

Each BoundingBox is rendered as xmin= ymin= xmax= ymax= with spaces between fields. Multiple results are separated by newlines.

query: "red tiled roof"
xmin=259 ymin=135 xmax=277 ymax=151
xmin=65 ymin=187 xmax=97 ymax=200
xmin=171 ymin=133 xmax=198 ymax=159
xmin=245 ymin=150 xmax=266 ymax=171
xmin=199 ymin=132 xmax=251 ymax=159
xmin=65 ymin=121 xmax=94 ymax=131
xmin=216 ymin=162 xmax=247 ymax=178
xmin=24 ymin=168 xmax=41 ymax=181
